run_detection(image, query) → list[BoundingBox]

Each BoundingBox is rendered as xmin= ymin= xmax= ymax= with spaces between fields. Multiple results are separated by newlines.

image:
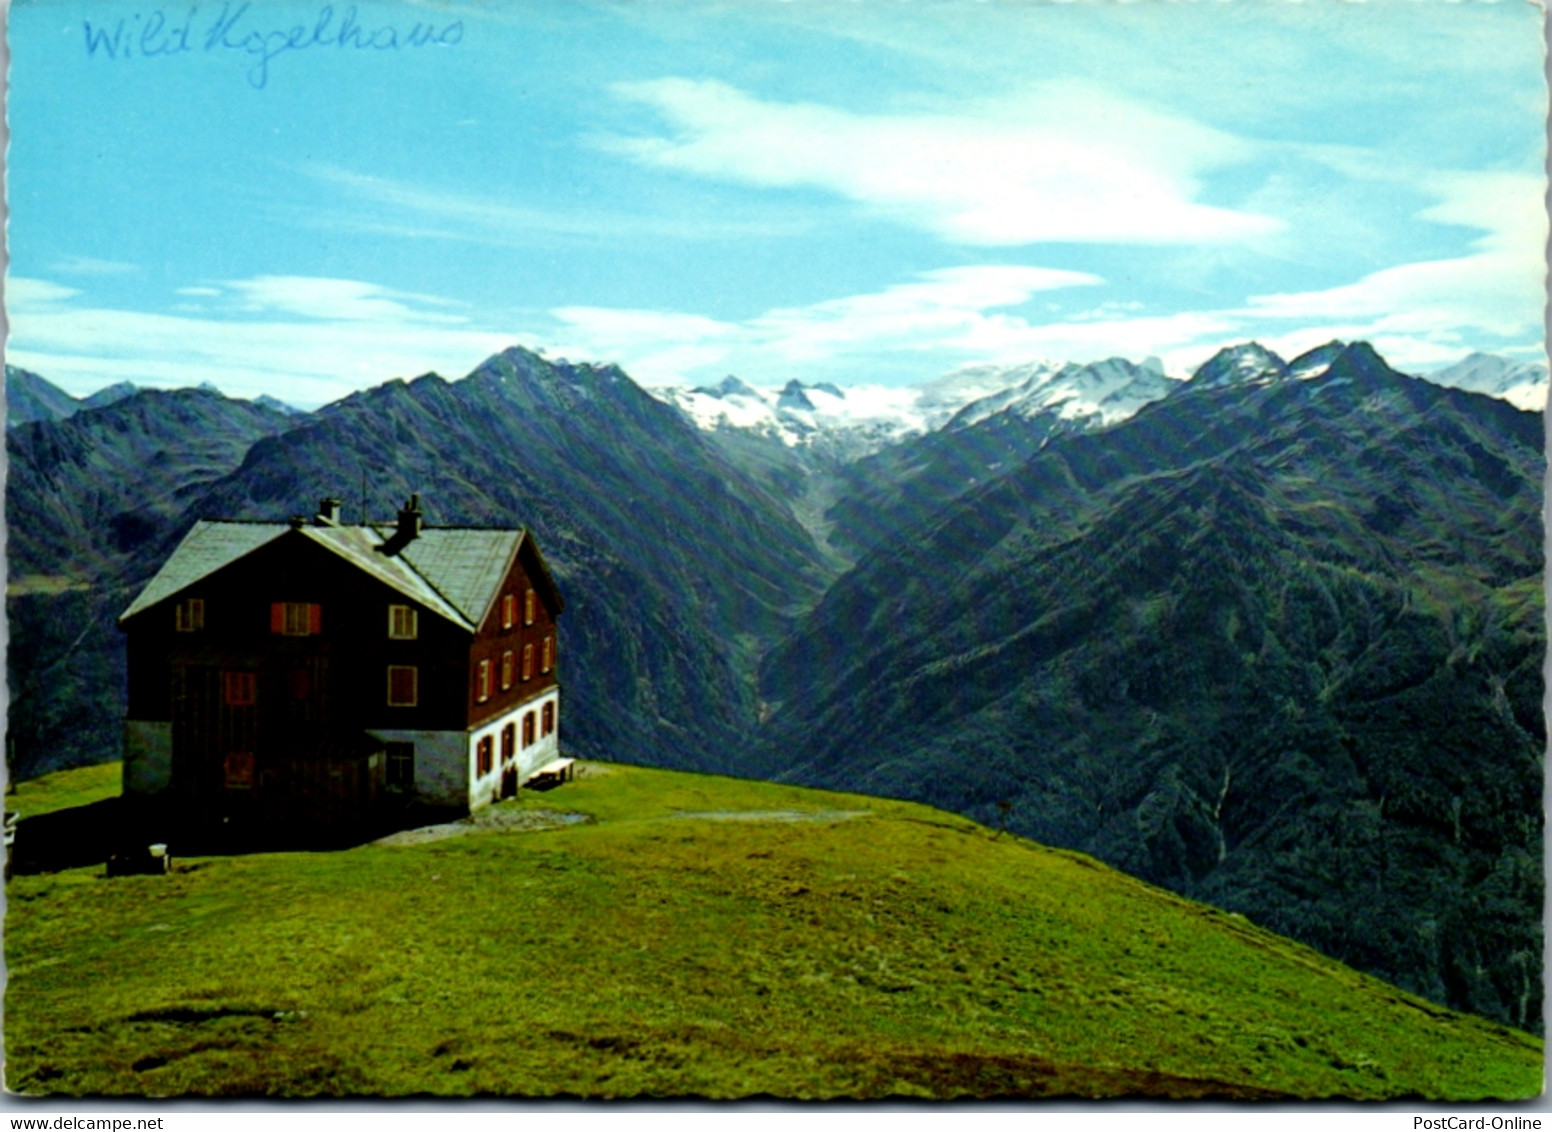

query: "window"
xmin=500 ymin=650 xmax=514 ymax=690
xmin=271 ymin=602 xmax=321 ymax=636
xmin=522 ymin=644 xmax=534 ymax=681
xmin=388 ymin=665 xmax=418 ymax=707
xmin=223 ymin=751 xmax=255 ymax=790
xmin=541 ymin=636 xmax=553 ymax=674
xmin=501 ymin=723 xmax=515 ymax=764
xmin=223 ymin=671 xmax=256 ymax=706
xmin=477 ymin=735 xmax=494 ymax=777
xmin=501 ymin=593 xmax=515 ymax=630
xmin=388 ymin=604 xmax=418 ymax=639
xmin=542 ymin=701 xmax=555 ymax=737
xmin=524 ymin=588 xmax=536 ymax=626
xmin=175 ymin=598 xmax=204 ymax=632
xmin=386 ymin=742 xmax=414 ymax=790
xmin=476 ymin=659 xmax=492 ymax=703
xmin=522 ymin=711 xmax=536 ymax=747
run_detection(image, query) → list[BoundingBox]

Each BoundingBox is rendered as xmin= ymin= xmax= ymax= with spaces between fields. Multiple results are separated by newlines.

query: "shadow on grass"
xmin=7 ymin=796 xmax=468 ymax=875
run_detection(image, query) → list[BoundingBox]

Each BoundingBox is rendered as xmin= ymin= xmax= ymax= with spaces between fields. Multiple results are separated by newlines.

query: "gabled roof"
xmin=119 ymin=519 xmax=547 ymax=631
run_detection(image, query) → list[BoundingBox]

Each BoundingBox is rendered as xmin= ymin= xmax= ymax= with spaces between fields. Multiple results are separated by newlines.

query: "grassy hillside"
xmin=5 ymin=762 xmax=1542 ymax=1099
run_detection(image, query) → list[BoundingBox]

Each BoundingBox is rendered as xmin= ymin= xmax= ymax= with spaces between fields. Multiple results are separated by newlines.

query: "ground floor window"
xmin=386 ymin=742 xmax=414 ymax=790
xmin=522 ymin=711 xmax=536 ymax=747
xmin=501 ymin=723 xmax=515 ymax=763
xmin=477 ymin=735 xmax=494 ymax=776
xmin=542 ymin=701 xmax=555 ymax=736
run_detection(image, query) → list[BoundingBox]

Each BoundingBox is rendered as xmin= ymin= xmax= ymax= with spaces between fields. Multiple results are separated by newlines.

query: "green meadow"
xmin=5 ymin=761 xmax=1543 ymax=1099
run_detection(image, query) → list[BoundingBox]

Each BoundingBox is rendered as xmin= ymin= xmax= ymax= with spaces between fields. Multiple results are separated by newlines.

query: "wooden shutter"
xmin=271 ymin=603 xmax=285 ymax=633
xmin=309 ymin=603 xmax=322 ymax=634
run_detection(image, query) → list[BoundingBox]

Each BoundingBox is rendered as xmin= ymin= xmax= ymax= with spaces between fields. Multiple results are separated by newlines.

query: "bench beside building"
xmin=118 ymin=495 xmax=564 ymax=831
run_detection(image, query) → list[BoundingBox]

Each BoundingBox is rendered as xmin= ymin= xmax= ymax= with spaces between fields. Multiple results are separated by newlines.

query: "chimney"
xmin=396 ymin=493 xmax=423 ymax=542
xmin=316 ymin=497 xmax=342 ymax=526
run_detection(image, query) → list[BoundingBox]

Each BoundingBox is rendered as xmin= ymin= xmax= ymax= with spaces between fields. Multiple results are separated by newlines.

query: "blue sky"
xmin=6 ymin=0 xmax=1547 ymax=405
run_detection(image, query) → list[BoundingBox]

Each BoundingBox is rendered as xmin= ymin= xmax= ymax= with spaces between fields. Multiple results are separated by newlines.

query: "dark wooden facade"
xmin=121 ymin=506 xmax=563 ymax=831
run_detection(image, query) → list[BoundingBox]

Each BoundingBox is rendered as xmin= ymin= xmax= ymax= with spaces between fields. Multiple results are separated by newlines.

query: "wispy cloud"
xmin=603 ymin=78 xmax=1283 ymax=247
xmin=50 ymin=256 xmax=138 ymax=276
xmin=222 ymin=276 xmax=471 ymax=324
xmin=302 ymin=165 xmax=806 ymax=245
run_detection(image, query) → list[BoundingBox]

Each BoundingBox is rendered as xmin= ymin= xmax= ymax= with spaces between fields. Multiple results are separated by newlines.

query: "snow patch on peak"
xmin=1423 ymin=352 xmax=1548 ymax=410
xmin=1189 ymin=343 xmax=1290 ymax=389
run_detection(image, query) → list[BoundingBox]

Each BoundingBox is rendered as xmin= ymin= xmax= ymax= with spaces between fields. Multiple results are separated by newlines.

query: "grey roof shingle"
xmin=119 ymin=520 xmax=529 ymax=631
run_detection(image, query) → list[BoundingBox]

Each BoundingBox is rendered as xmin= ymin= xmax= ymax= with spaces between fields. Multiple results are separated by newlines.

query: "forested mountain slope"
xmin=760 ymin=343 xmax=1545 ymax=1031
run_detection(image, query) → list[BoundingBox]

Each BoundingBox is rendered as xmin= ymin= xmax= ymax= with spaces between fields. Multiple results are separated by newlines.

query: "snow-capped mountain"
xmin=654 ymin=370 xmax=1038 ymax=462
xmin=651 ymin=343 xmax=1545 ymax=469
xmin=1422 ymin=353 xmax=1548 ymax=411
xmin=943 ymin=356 xmax=1175 ymax=433
xmin=653 ymin=356 xmax=1185 ymax=462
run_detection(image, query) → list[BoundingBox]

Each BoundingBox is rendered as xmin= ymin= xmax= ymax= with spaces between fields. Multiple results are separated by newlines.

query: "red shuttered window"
xmin=223 ymin=671 xmax=256 ymax=706
xmin=501 ymin=593 xmax=515 ymax=630
xmin=522 ymin=712 xmax=536 ymax=747
xmin=477 ymin=735 xmax=494 ymax=777
xmin=501 ymin=650 xmax=514 ymax=690
xmin=541 ymin=636 xmax=553 ymax=674
xmin=223 ymin=752 xmax=255 ymax=790
xmin=524 ymin=588 xmax=536 ymax=626
xmin=542 ymin=701 xmax=555 ymax=736
xmin=271 ymin=602 xmax=321 ymax=636
xmin=476 ymin=659 xmax=492 ymax=703
xmin=522 ymin=644 xmax=534 ymax=681
xmin=501 ymin=723 xmax=515 ymax=764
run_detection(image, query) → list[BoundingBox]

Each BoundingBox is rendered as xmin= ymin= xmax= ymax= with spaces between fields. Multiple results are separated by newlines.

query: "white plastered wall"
xmin=368 ymin=687 xmax=561 ymax=813
xmin=466 ymin=688 xmax=562 ymax=810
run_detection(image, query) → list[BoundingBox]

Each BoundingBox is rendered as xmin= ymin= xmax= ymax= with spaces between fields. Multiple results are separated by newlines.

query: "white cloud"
xmin=549 ymin=264 xmax=1105 ymax=382
xmin=6 ymin=274 xmax=518 ymax=406
xmin=604 ymin=78 xmax=1283 ymax=247
xmin=1243 ymin=170 xmax=1545 ymax=348
xmin=7 ymin=277 xmax=82 ymax=304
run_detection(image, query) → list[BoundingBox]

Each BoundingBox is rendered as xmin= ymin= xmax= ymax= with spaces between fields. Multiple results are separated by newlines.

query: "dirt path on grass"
xmin=373 ymin=807 xmax=591 ymax=846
